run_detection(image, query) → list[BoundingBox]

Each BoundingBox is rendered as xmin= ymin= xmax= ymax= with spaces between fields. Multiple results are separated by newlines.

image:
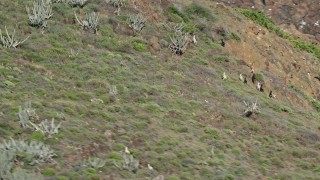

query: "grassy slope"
xmin=0 ymin=0 xmax=319 ymax=179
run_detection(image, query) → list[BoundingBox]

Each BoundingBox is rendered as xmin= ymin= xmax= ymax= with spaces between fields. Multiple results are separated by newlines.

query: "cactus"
xmin=107 ymin=0 xmax=125 ymax=7
xmin=169 ymin=33 xmax=189 ymax=55
xmin=0 ymin=151 xmax=15 ymax=179
xmin=26 ymin=0 xmax=53 ymax=28
xmin=127 ymin=15 xmax=146 ymax=33
xmin=30 ymin=118 xmax=62 ymax=138
xmin=0 ymin=139 xmax=56 ymax=164
xmin=107 ymin=0 xmax=126 ymax=14
xmin=0 ymin=26 xmax=29 ymax=48
xmin=173 ymin=23 xmax=185 ymax=34
xmin=242 ymin=100 xmax=260 ymax=117
xmin=114 ymin=152 xmax=139 ymax=173
xmin=85 ymin=157 xmax=106 ymax=169
xmin=18 ymin=101 xmax=38 ymax=129
xmin=75 ymin=11 xmax=99 ymax=34
xmin=51 ymin=0 xmax=66 ymax=2
xmin=109 ymin=85 xmax=118 ymax=96
xmin=68 ymin=0 xmax=88 ymax=7
xmin=7 ymin=168 xmax=44 ymax=180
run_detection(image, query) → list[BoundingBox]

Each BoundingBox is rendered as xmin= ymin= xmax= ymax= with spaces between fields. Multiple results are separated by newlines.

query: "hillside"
xmin=0 ymin=0 xmax=319 ymax=179
xmin=220 ymin=0 xmax=320 ymax=42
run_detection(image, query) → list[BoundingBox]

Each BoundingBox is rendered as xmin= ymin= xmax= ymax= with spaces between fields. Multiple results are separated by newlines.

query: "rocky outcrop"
xmin=217 ymin=0 xmax=320 ymax=42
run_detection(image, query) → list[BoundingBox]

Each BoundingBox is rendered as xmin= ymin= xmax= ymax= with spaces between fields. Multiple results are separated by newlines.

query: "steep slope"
xmin=219 ymin=0 xmax=320 ymax=42
xmin=0 ymin=0 xmax=319 ymax=179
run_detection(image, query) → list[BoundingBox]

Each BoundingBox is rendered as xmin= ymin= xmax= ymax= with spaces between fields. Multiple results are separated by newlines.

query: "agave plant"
xmin=26 ymin=0 xmax=53 ymax=28
xmin=127 ymin=15 xmax=146 ymax=33
xmin=114 ymin=152 xmax=139 ymax=173
xmin=169 ymin=33 xmax=189 ymax=55
xmin=85 ymin=157 xmax=106 ymax=169
xmin=75 ymin=11 xmax=99 ymax=33
xmin=18 ymin=101 xmax=38 ymax=128
xmin=0 ymin=139 xmax=56 ymax=163
xmin=30 ymin=118 xmax=62 ymax=138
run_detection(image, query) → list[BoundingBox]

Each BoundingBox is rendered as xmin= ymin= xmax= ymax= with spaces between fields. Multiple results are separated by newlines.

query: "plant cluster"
xmin=127 ymin=15 xmax=146 ymax=33
xmin=0 ymin=138 xmax=56 ymax=164
xmin=18 ymin=101 xmax=39 ymax=129
xmin=68 ymin=0 xmax=88 ymax=7
xmin=114 ymin=152 xmax=139 ymax=173
xmin=0 ymin=26 xmax=29 ymax=48
xmin=75 ymin=11 xmax=100 ymax=34
xmin=169 ymin=23 xmax=190 ymax=55
xmin=242 ymin=100 xmax=260 ymax=117
xmin=30 ymin=118 xmax=62 ymax=138
xmin=26 ymin=0 xmax=53 ymax=28
xmin=18 ymin=101 xmax=62 ymax=138
xmin=84 ymin=157 xmax=107 ymax=169
xmin=107 ymin=0 xmax=126 ymax=8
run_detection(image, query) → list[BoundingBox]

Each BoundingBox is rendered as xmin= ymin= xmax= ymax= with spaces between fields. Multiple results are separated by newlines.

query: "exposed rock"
xmin=217 ymin=0 xmax=320 ymax=42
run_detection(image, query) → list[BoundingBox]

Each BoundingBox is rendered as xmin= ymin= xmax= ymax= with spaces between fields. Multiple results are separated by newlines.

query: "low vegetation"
xmin=0 ymin=0 xmax=319 ymax=179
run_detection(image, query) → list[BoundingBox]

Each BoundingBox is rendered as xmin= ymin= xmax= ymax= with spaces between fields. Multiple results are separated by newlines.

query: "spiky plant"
xmin=75 ymin=11 xmax=99 ymax=34
xmin=242 ymin=100 xmax=260 ymax=117
xmin=169 ymin=33 xmax=189 ymax=55
xmin=0 ymin=151 xmax=15 ymax=179
xmin=18 ymin=101 xmax=38 ymax=128
xmin=0 ymin=139 xmax=56 ymax=164
xmin=107 ymin=0 xmax=125 ymax=7
xmin=30 ymin=118 xmax=62 ymax=138
xmin=85 ymin=157 xmax=106 ymax=169
xmin=114 ymin=152 xmax=139 ymax=173
xmin=26 ymin=0 xmax=53 ymax=28
xmin=7 ymin=168 xmax=44 ymax=180
xmin=68 ymin=0 xmax=88 ymax=7
xmin=0 ymin=26 xmax=29 ymax=48
xmin=127 ymin=15 xmax=146 ymax=33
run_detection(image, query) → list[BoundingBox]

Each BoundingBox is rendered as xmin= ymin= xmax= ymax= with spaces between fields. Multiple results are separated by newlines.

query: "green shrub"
xmin=133 ymin=42 xmax=146 ymax=52
xmin=236 ymin=8 xmax=275 ymax=31
xmin=57 ymin=176 xmax=69 ymax=180
xmin=42 ymin=168 xmax=55 ymax=176
xmin=108 ymin=151 xmax=122 ymax=160
xmin=310 ymin=99 xmax=320 ymax=112
xmin=204 ymin=127 xmax=219 ymax=139
xmin=2 ymin=80 xmax=15 ymax=88
xmin=190 ymin=57 xmax=209 ymax=65
xmin=30 ymin=131 xmax=45 ymax=141
xmin=291 ymin=40 xmax=320 ymax=59
xmin=230 ymin=32 xmax=241 ymax=41
xmin=185 ymin=3 xmax=213 ymax=20
xmin=168 ymin=6 xmax=189 ymax=22
xmin=183 ymin=23 xmax=197 ymax=33
xmin=254 ymin=73 xmax=264 ymax=82
xmin=214 ymin=56 xmax=229 ymax=63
